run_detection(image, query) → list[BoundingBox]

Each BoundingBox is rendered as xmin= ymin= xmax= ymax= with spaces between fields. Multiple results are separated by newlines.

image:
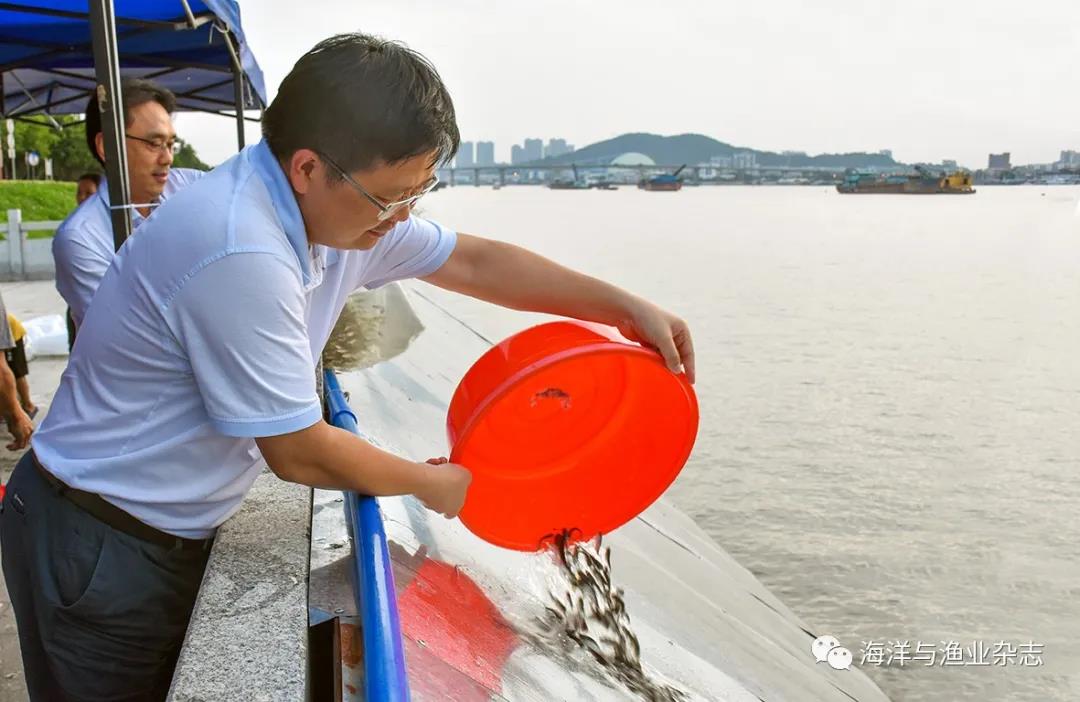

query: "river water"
xmin=405 ymin=184 xmax=1080 ymax=702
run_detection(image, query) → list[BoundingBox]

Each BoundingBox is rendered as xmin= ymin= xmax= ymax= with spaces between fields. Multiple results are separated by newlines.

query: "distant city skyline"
xmin=449 ymin=137 xmax=578 ymax=166
xmin=444 ymin=134 xmax=1078 ymax=170
xmin=174 ymin=0 xmax=1080 ymax=168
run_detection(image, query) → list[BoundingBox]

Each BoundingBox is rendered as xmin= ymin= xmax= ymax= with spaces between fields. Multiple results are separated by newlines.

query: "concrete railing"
xmin=1 ymin=209 xmax=58 ymax=280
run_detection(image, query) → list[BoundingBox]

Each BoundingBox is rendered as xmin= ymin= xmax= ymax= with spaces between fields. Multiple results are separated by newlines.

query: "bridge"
xmin=439 ymin=163 xmax=849 ymax=186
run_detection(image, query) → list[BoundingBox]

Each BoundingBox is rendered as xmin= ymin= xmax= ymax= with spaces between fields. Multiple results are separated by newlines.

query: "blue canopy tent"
xmin=0 ymin=0 xmax=266 ymax=245
xmin=0 ymin=1 xmax=265 ymax=127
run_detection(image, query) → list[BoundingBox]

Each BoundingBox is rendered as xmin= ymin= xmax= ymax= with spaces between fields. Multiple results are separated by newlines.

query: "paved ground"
xmin=0 ymin=280 xmax=68 ymax=701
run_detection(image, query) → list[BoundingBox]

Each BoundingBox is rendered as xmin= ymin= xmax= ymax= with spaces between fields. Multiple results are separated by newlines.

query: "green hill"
xmin=0 ymin=180 xmax=76 ymax=220
xmin=531 ymin=132 xmax=899 ymax=170
xmin=0 ymin=180 xmax=78 ymax=239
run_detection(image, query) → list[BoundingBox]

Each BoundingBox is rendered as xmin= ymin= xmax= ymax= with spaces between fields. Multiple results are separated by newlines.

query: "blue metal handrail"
xmin=323 ymin=369 xmax=410 ymax=702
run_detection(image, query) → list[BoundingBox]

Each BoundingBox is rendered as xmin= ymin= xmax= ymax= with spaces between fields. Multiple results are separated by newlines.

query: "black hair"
xmin=84 ymin=78 xmax=178 ymax=166
xmin=262 ymin=33 xmax=459 ymax=175
xmin=76 ymin=172 xmax=101 ymax=185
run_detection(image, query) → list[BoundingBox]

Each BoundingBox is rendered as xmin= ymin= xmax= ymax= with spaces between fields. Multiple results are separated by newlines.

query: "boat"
xmin=638 ymin=164 xmax=686 ymax=191
xmin=548 ymin=179 xmax=590 ymax=190
xmin=836 ymin=166 xmax=975 ymax=194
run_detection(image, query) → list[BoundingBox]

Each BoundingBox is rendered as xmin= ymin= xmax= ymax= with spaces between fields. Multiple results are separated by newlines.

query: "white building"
xmin=733 ymin=151 xmax=757 ymax=170
xmin=456 ymin=141 xmax=474 ymax=169
xmin=476 ymin=141 xmax=495 ymax=166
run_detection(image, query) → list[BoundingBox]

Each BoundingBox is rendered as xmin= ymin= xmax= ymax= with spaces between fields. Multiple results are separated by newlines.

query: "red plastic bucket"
xmin=447 ymin=320 xmax=698 ymax=551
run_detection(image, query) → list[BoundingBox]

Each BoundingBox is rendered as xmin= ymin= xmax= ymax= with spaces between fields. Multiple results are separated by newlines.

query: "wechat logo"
xmin=812 ymin=634 xmax=853 ymax=670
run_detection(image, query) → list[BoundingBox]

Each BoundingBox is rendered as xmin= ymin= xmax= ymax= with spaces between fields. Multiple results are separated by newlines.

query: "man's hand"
xmin=6 ymin=407 xmax=33 ymax=451
xmin=616 ymin=300 xmax=696 ymax=384
xmin=418 ymin=457 xmax=472 ymax=518
xmin=420 ymin=235 xmax=697 ymax=384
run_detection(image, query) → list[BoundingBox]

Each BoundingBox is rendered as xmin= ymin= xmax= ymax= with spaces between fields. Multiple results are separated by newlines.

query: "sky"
xmin=177 ymin=0 xmax=1080 ymax=169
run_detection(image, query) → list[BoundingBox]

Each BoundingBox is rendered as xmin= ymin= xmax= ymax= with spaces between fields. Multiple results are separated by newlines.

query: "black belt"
xmin=31 ymin=452 xmax=214 ymax=553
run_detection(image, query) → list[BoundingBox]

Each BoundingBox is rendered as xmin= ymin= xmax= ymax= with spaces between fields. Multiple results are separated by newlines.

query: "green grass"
xmin=0 ymin=180 xmax=77 ymax=239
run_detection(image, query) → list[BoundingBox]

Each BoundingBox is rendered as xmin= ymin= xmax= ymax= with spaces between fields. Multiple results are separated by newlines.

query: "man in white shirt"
xmin=2 ymin=34 xmax=696 ymax=700
xmin=52 ymin=79 xmax=204 ymax=332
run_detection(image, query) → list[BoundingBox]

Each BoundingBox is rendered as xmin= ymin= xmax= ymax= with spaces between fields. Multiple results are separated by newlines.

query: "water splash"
xmin=322 ymin=285 xmax=425 ymax=371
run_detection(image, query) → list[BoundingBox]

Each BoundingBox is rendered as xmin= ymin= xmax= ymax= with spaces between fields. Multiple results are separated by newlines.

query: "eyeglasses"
xmin=319 ymin=153 xmax=439 ymax=222
xmin=126 ymin=133 xmax=178 ymax=155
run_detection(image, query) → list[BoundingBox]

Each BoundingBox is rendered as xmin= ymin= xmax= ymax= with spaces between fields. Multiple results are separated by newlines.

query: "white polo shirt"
xmin=32 ymin=140 xmax=456 ymax=538
xmin=52 ymin=168 xmax=205 ymax=327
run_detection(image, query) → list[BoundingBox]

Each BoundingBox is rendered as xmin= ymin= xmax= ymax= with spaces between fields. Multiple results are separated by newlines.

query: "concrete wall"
xmin=168 ymin=473 xmax=311 ymax=701
xmin=1 ymin=210 xmax=58 ymax=281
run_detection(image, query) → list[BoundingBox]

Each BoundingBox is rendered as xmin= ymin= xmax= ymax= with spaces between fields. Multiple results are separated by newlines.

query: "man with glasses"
xmin=52 ymin=78 xmax=204 ymax=334
xmin=320 ymin=151 xmax=441 ymax=219
xmin=2 ymin=34 xmax=696 ymax=699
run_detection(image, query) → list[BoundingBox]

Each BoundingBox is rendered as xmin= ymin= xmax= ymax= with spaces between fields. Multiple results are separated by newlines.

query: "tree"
xmin=5 ymin=117 xmax=59 ymax=180
xmin=2 ymin=116 xmax=98 ymax=181
xmin=49 ymin=118 xmax=99 ymax=181
xmin=172 ymin=138 xmax=209 ymax=171
xmin=3 ymin=116 xmax=210 ymax=180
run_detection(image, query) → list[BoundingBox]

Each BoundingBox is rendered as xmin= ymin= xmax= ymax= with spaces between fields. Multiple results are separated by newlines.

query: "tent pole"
xmin=0 ymin=3 xmax=210 ymax=30
xmin=220 ymin=31 xmax=246 ymax=151
xmin=178 ymin=0 xmax=198 ymax=28
xmin=233 ymin=71 xmax=244 ymax=150
xmin=88 ymin=0 xmax=133 ymax=252
xmin=1 ymin=70 xmax=8 ymax=181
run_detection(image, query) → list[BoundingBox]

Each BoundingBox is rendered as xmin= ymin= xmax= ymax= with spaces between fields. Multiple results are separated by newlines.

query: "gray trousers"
xmin=1 ymin=453 xmax=210 ymax=701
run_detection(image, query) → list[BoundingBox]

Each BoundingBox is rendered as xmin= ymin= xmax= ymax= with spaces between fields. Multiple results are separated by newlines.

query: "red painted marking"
xmin=397 ymin=561 xmax=519 ymax=693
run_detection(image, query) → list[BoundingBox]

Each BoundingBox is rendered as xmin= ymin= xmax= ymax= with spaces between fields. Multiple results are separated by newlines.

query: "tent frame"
xmin=0 ymin=0 xmax=260 ymax=249
xmin=88 ymin=0 xmax=132 ymax=246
